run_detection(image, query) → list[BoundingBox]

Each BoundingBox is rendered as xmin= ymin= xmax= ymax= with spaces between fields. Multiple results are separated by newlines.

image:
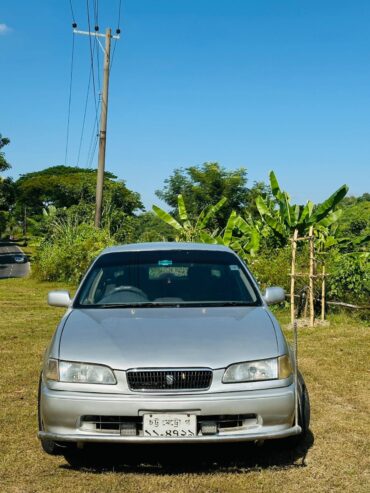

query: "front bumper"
xmin=39 ymin=382 xmax=300 ymax=444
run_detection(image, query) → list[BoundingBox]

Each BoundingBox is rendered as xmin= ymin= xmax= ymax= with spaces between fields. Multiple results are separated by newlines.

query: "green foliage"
xmin=327 ymin=253 xmax=370 ymax=305
xmin=256 ymin=171 xmax=348 ymax=242
xmin=126 ymin=212 xmax=176 ymax=243
xmin=336 ymin=200 xmax=370 ymax=239
xmin=0 ymin=134 xmax=11 ymax=172
xmin=153 ymin=194 xmax=227 ymax=241
xmin=0 ymin=177 xmax=16 ymax=211
xmin=0 ymin=211 xmax=7 ymax=236
xmin=251 ymin=246 xmax=292 ymax=291
xmin=153 ymin=194 xmax=262 ymax=259
xmin=15 ymin=165 xmax=143 ymax=216
xmin=155 ymin=162 xmax=266 ymax=228
xmin=34 ymin=217 xmax=114 ymax=283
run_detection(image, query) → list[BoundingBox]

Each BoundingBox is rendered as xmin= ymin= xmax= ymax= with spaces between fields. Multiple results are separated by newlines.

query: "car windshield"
xmin=75 ymin=249 xmax=260 ymax=308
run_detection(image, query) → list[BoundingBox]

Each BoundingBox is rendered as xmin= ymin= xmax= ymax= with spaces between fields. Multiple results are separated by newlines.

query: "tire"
xmin=297 ymin=372 xmax=310 ymax=435
xmin=287 ymin=372 xmax=310 ymax=446
xmin=37 ymin=374 xmax=66 ymax=456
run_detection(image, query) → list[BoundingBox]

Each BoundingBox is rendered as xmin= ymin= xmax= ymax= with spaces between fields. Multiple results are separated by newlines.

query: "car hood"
xmin=59 ymin=306 xmax=278 ymax=370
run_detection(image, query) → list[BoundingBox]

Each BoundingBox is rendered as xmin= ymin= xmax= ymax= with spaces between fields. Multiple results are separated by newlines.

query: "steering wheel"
xmin=111 ymin=285 xmax=148 ymax=299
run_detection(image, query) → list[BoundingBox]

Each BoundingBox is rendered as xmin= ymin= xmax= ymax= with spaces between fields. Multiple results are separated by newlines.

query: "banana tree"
xmin=152 ymin=194 xmax=227 ymax=242
xmin=153 ymin=195 xmax=261 ymax=259
xmin=197 ymin=211 xmax=261 ymax=260
xmin=256 ymin=171 xmax=348 ymax=242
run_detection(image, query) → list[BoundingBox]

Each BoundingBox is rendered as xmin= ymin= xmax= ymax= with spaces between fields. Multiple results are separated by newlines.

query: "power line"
xmin=76 ymin=46 xmax=95 ymax=166
xmin=117 ymin=0 xmax=122 ymax=29
xmin=110 ymin=0 xmax=122 ymax=71
xmin=86 ymin=99 xmax=100 ymax=167
xmin=86 ymin=0 xmax=99 ymax=126
xmin=69 ymin=0 xmax=76 ymax=25
xmin=93 ymin=0 xmax=101 ymax=90
xmin=64 ymin=32 xmax=75 ymax=165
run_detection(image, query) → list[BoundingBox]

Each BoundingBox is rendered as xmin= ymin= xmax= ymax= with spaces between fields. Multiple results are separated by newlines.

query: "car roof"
xmin=101 ymin=242 xmax=235 ymax=255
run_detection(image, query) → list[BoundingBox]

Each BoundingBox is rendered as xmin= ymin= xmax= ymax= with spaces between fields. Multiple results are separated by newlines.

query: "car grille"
xmin=126 ymin=369 xmax=213 ymax=391
xmin=80 ymin=414 xmax=257 ymax=435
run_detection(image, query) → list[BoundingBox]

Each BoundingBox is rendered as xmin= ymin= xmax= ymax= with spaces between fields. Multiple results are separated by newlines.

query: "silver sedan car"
xmin=38 ymin=242 xmax=309 ymax=463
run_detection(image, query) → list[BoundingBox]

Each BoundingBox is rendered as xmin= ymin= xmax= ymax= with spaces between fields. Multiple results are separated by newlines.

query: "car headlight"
xmin=222 ymin=355 xmax=292 ymax=383
xmin=44 ymin=358 xmax=116 ymax=384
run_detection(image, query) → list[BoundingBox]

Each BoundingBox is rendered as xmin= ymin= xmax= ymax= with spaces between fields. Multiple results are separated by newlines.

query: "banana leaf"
xmin=307 ymin=185 xmax=348 ymax=225
xmin=299 ymin=201 xmax=314 ymax=223
xmin=152 ymin=205 xmax=183 ymax=232
xmin=177 ymin=194 xmax=192 ymax=231
xmin=223 ymin=210 xmax=237 ymax=246
xmin=269 ymin=171 xmax=282 ymax=198
xmin=255 ymin=195 xmax=271 ymax=217
xmin=197 ymin=196 xmax=227 ymax=230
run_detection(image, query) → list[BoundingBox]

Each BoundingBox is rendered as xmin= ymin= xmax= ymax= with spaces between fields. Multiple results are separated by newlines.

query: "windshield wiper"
xmin=82 ymin=301 xmax=257 ymax=309
xmin=215 ymin=301 xmax=256 ymax=306
xmin=95 ymin=302 xmax=179 ymax=308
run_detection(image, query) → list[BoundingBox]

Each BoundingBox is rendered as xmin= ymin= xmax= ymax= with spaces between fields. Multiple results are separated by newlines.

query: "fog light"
xmin=120 ymin=422 xmax=137 ymax=436
xmin=201 ymin=421 xmax=217 ymax=435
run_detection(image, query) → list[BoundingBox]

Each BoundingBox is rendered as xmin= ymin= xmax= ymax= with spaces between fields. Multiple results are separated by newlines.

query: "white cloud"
xmin=0 ymin=23 xmax=11 ymax=35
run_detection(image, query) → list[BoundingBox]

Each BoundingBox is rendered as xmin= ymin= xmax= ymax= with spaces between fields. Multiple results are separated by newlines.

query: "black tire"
xmin=287 ymin=372 xmax=310 ymax=447
xmin=297 ymin=372 xmax=310 ymax=435
xmin=37 ymin=374 xmax=66 ymax=456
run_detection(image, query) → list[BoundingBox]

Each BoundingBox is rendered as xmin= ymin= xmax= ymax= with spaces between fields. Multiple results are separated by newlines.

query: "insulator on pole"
xmin=116 ymin=28 xmax=121 ymax=34
xmin=95 ymin=25 xmax=99 ymax=31
xmin=72 ymin=22 xmax=77 ymax=29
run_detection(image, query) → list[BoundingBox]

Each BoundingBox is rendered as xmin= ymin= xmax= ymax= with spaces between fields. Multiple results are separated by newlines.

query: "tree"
xmin=153 ymin=194 xmax=227 ymax=242
xmin=153 ymin=194 xmax=261 ymax=259
xmin=156 ymin=162 xmax=259 ymax=228
xmin=255 ymin=171 xmax=348 ymax=244
xmin=0 ymin=177 xmax=16 ymax=211
xmin=15 ymin=165 xmax=143 ymax=216
xmin=0 ymin=134 xmax=11 ymax=172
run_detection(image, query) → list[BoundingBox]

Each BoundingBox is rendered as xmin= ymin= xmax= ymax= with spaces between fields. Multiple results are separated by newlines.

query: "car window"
xmin=75 ymin=250 xmax=260 ymax=307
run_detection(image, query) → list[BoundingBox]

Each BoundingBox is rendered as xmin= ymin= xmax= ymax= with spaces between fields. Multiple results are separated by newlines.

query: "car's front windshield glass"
xmin=75 ymin=249 xmax=260 ymax=307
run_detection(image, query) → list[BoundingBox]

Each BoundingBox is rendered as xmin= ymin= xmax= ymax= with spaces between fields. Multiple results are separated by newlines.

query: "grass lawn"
xmin=0 ymin=276 xmax=369 ymax=492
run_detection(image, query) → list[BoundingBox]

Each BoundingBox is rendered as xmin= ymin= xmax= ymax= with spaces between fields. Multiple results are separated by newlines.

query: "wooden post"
xmin=321 ymin=264 xmax=326 ymax=321
xmin=290 ymin=229 xmax=298 ymax=325
xmin=309 ymin=226 xmax=315 ymax=327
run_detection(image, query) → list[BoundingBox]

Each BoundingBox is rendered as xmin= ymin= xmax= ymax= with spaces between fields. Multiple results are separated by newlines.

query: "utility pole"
xmin=73 ymin=26 xmax=120 ymax=227
xmin=95 ymin=28 xmax=111 ymax=227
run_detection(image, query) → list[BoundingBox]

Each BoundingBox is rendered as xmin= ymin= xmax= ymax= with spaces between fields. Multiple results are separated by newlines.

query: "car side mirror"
xmin=263 ymin=286 xmax=286 ymax=305
xmin=48 ymin=290 xmax=71 ymax=308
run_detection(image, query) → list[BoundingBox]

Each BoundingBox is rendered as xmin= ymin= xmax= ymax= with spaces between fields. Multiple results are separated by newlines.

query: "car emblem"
xmin=166 ymin=374 xmax=174 ymax=385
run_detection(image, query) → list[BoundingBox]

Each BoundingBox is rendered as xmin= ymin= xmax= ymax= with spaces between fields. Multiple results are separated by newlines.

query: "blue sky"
xmin=1 ymin=0 xmax=369 ymax=210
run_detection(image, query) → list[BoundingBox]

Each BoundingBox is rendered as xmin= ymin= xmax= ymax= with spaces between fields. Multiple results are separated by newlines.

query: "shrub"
xmin=33 ymin=218 xmax=114 ymax=284
xmin=327 ymin=253 xmax=370 ymax=305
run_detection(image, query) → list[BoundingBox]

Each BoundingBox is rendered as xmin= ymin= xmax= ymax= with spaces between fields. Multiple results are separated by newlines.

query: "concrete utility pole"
xmin=95 ymin=28 xmax=112 ymax=227
xmin=73 ymin=27 xmax=120 ymax=227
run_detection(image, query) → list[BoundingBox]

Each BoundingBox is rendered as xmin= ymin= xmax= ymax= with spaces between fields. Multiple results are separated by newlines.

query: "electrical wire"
xmin=93 ymin=0 xmax=101 ymax=90
xmin=86 ymin=0 xmax=99 ymax=128
xmin=76 ymin=46 xmax=95 ymax=166
xmin=64 ymin=32 xmax=75 ymax=165
xmin=110 ymin=0 xmax=122 ymax=71
xmin=69 ymin=0 xmax=76 ymax=25
xmin=85 ymin=0 xmax=101 ymax=167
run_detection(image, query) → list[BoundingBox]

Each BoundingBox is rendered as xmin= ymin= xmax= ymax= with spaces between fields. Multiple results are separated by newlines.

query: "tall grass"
xmin=33 ymin=215 xmax=114 ymax=283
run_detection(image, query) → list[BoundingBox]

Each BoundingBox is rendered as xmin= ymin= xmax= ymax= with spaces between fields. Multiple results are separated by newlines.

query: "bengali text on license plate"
xmin=143 ymin=413 xmax=196 ymax=437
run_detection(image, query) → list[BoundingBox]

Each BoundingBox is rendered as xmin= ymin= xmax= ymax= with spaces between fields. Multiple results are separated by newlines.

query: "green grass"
xmin=0 ymin=277 xmax=369 ymax=492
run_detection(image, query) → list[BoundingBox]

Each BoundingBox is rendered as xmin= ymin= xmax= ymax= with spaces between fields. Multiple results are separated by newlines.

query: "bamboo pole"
xmin=309 ymin=226 xmax=315 ymax=327
xmin=321 ymin=264 xmax=326 ymax=321
xmin=290 ymin=229 xmax=298 ymax=325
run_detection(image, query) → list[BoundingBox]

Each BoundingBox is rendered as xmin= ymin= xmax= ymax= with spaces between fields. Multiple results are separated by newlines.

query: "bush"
xmin=327 ymin=253 xmax=370 ymax=305
xmin=33 ymin=219 xmax=114 ymax=284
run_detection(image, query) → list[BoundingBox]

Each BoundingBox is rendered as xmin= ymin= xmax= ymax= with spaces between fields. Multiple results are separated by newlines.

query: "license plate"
xmin=143 ymin=413 xmax=196 ymax=438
